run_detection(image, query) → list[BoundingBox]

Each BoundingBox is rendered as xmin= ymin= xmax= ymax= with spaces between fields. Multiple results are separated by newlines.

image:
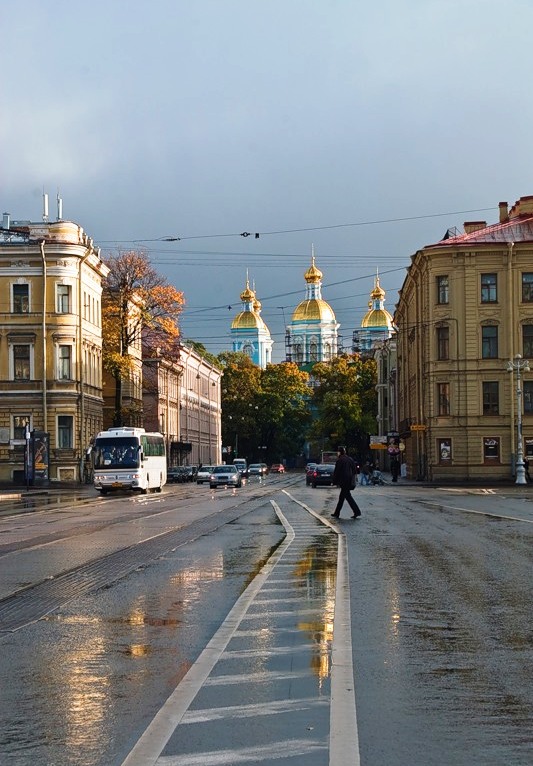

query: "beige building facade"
xmin=0 ymin=215 xmax=109 ymax=484
xmin=395 ymin=195 xmax=533 ymax=482
xmin=142 ymin=344 xmax=222 ymax=467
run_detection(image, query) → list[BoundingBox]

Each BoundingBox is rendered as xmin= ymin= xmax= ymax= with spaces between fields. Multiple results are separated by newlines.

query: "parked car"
xmin=311 ymin=463 xmax=335 ymax=487
xmin=167 ymin=466 xmax=186 ymax=483
xmin=209 ymin=465 xmax=242 ymax=489
xmin=196 ymin=465 xmax=215 ymax=484
xmin=182 ymin=466 xmax=198 ymax=482
xmin=270 ymin=463 xmax=285 ymax=473
xmin=305 ymin=463 xmax=317 ymax=485
xmin=248 ymin=463 xmax=268 ymax=476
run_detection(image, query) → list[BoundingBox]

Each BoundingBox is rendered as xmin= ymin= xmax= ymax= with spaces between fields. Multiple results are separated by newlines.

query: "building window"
xmin=523 ymin=325 xmax=533 ymax=358
xmin=57 ymin=415 xmax=73 ymax=448
xmin=436 ymin=326 xmax=449 ymax=360
xmin=58 ymin=345 xmax=72 ymax=380
xmin=482 ymin=326 xmax=498 ymax=359
xmin=438 ymin=439 xmax=452 ymax=463
xmin=437 ymin=383 xmax=450 ymax=415
xmin=483 ymin=436 xmax=500 ymax=463
xmin=12 ymin=283 xmax=29 ymax=313
xmin=56 ymin=284 xmax=71 ymax=313
xmin=482 ymin=382 xmax=499 ymax=415
xmin=309 ymin=340 xmax=319 ymax=362
xmin=294 ymin=342 xmax=303 ymax=363
xmin=481 ymin=273 xmax=497 ymax=303
xmin=13 ymin=415 xmax=30 ymax=439
xmin=524 ymin=381 xmax=533 ymax=413
xmin=242 ymin=342 xmax=253 ymax=358
xmin=522 ymin=273 xmax=533 ymax=303
xmin=437 ymin=275 xmax=449 ymax=304
xmin=13 ymin=345 xmax=30 ymax=380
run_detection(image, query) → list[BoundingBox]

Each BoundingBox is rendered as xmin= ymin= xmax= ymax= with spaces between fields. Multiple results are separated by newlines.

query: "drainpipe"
xmin=40 ymin=241 xmax=48 ymax=433
xmin=78 ymin=244 xmax=93 ymax=481
xmin=508 ymin=242 xmax=515 ymax=474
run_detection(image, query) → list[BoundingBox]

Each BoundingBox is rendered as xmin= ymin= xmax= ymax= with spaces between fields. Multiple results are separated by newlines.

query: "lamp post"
xmin=507 ymin=354 xmax=530 ymax=485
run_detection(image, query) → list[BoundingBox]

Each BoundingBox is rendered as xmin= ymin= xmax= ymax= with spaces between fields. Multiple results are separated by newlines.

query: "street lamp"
xmin=507 ymin=354 xmax=530 ymax=485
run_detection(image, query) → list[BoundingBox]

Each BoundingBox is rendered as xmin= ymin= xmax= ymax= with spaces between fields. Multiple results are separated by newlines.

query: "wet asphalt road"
xmin=0 ymin=477 xmax=533 ymax=764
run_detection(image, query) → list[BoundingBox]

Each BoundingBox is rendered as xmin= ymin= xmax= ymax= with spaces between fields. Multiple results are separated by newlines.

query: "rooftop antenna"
xmin=56 ymin=191 xmax=63 ymax=221
xmin=42 ymin=191 xmax=49 ymax=222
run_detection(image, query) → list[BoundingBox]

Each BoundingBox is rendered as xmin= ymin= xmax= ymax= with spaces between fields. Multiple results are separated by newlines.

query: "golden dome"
xmin=304 ymin=256 xmax=322 ymax=284
xmin=231 ymin=310 xmax=267 ymax=330
xmin=361 ymin=308 xmax=393 ymax=329
xmin=240 ymin=281 xmax=255 ymax=302
xmin=292 ymin=298 xmax=336 ymax=322
xmin=371 ymin=281 xmax=385 ymax=300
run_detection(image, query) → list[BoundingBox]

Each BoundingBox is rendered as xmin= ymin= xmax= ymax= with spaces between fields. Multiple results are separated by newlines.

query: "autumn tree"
xmin=310 ymin=354 xmax=377 ymax=457
xmin=102 ymin=251 xmax=184 ymax=426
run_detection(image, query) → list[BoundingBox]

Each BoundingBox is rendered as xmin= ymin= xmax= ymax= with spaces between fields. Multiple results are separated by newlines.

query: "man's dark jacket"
xmin=333 ymin=454 xmax=356 ymax=489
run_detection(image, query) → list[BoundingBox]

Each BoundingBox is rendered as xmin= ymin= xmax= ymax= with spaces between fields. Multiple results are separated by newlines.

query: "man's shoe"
xmin=352 ymin=513 xmax=361 ymax=519
xmin=331 ymin=513 xmax=340 ymax=518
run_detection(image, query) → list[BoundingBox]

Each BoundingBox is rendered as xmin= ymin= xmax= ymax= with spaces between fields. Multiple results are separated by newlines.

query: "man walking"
xmin=331 ymin=447 xmax=361 ymax=519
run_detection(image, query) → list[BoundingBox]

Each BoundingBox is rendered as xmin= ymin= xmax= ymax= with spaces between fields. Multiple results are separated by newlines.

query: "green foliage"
xmin=219 ymin=356 xmax=310 ymax=463
xmin=309 ymin=354 xmax=377 ymax=455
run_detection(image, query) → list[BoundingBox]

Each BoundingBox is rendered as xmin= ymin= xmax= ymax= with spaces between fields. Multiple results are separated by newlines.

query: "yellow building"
xmin=395 ymin=195 xmax=533 ymax=482
xmin=0 ymin=213 xmax=109 ymax=484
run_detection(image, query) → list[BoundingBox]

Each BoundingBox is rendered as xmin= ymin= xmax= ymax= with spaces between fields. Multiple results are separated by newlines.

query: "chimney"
xmin=499 ymin=201 xmax=509 ymax=223
xmin=463 ymin=221 xmax=487 ymax=234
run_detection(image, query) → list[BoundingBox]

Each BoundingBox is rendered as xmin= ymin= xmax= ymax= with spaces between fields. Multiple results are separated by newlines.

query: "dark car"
xmin=182 ymin=466 xmax=198 ymax=482
xmin=167 ymin=466 xmax=187 ymax=483
xmin=311 ymin=463 xmax=335 ymax=487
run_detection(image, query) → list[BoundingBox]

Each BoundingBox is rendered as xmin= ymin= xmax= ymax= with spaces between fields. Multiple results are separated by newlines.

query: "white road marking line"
xmin=181 ymin=696 xmax=328 ymax=724
xmin=120 ymin=501 xmax=295 ymax=766
xmin=203 ymin=669 xmax=313 ymax=686
xmin=221 ymin=643 xmax=318 ymax=659
xmin=422 ymin=501 xmax=533 ymax=523
xmin=284 ymin=491 xmax=361 ymax=766
xmin=157 ymin=738 xmax=328 ymax=765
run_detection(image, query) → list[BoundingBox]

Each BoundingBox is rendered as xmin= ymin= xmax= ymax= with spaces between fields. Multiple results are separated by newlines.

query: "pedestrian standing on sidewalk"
xmin=331 ymin=447 xmax=362 ymax=519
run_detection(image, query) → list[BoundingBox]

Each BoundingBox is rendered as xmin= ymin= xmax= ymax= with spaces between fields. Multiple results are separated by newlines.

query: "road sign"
xmin=410 ymin=425 xmax=427 ymax=431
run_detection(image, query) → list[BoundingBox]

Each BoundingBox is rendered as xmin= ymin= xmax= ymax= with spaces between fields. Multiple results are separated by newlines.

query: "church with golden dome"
xmin=231 ymin=276 xmax=273 ymax=368
xmin=354 ymin=273 xmax=394 ymax=352
xmin=285 ymin=252 xmax=339 ymax=365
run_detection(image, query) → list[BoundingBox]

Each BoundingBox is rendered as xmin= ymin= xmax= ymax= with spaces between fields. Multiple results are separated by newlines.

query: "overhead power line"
xmin=97 ymin=205 xmax=495 ymax=245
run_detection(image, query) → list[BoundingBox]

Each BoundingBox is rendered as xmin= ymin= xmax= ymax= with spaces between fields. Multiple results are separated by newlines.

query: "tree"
xmin=310 ymin=354 xmax=377 ymax=457
xmin=218 ymin=352 xmax=262 ymax=460
xmin=218 ymin=354 xmax=310 ymax=464
xmin=256 ymin=362 xmax=310 ymax=462
xmin=102 ymin=251 xmax=184 ymax=426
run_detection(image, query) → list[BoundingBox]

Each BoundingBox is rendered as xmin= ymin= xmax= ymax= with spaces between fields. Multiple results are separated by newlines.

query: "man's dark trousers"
xmin=333 ymin=486 xmax=361 ymax=517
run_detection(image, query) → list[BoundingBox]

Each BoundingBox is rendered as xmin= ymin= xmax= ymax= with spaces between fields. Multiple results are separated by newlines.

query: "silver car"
xmin=196 ymin=465 xmax=215 ymax=484
xmin=209 ymin=464 xmax=242 ymax=489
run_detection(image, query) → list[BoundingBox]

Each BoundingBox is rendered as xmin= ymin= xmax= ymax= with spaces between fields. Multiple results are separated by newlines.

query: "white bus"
xmin=92 ymin=427 xmax=167 ymax=494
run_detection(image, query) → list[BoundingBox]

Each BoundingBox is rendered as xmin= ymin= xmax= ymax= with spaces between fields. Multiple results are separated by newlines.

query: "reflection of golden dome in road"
xmin=292 ymin=299 xmax=336 ymax=322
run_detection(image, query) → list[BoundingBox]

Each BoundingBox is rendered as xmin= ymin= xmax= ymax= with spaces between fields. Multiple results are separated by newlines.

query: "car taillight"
xmin=313 ymin=470 xmax=318 ymax=477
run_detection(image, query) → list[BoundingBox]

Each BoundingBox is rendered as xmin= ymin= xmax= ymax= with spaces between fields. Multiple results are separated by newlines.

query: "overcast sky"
xmin=3 ymin=0 xmax=533 ymax=361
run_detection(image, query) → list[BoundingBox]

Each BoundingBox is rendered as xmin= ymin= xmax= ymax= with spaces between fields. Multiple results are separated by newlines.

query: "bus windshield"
xmin=93 ymin=437 xmax=140 ymax=470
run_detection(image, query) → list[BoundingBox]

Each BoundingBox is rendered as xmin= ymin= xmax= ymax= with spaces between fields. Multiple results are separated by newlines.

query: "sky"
xmin=3 ymin=0 xmax=533 ymax=362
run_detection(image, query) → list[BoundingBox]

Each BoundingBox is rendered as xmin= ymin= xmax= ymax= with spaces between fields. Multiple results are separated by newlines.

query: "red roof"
xmin=428 ymin=214 xmax=533 ymax=248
